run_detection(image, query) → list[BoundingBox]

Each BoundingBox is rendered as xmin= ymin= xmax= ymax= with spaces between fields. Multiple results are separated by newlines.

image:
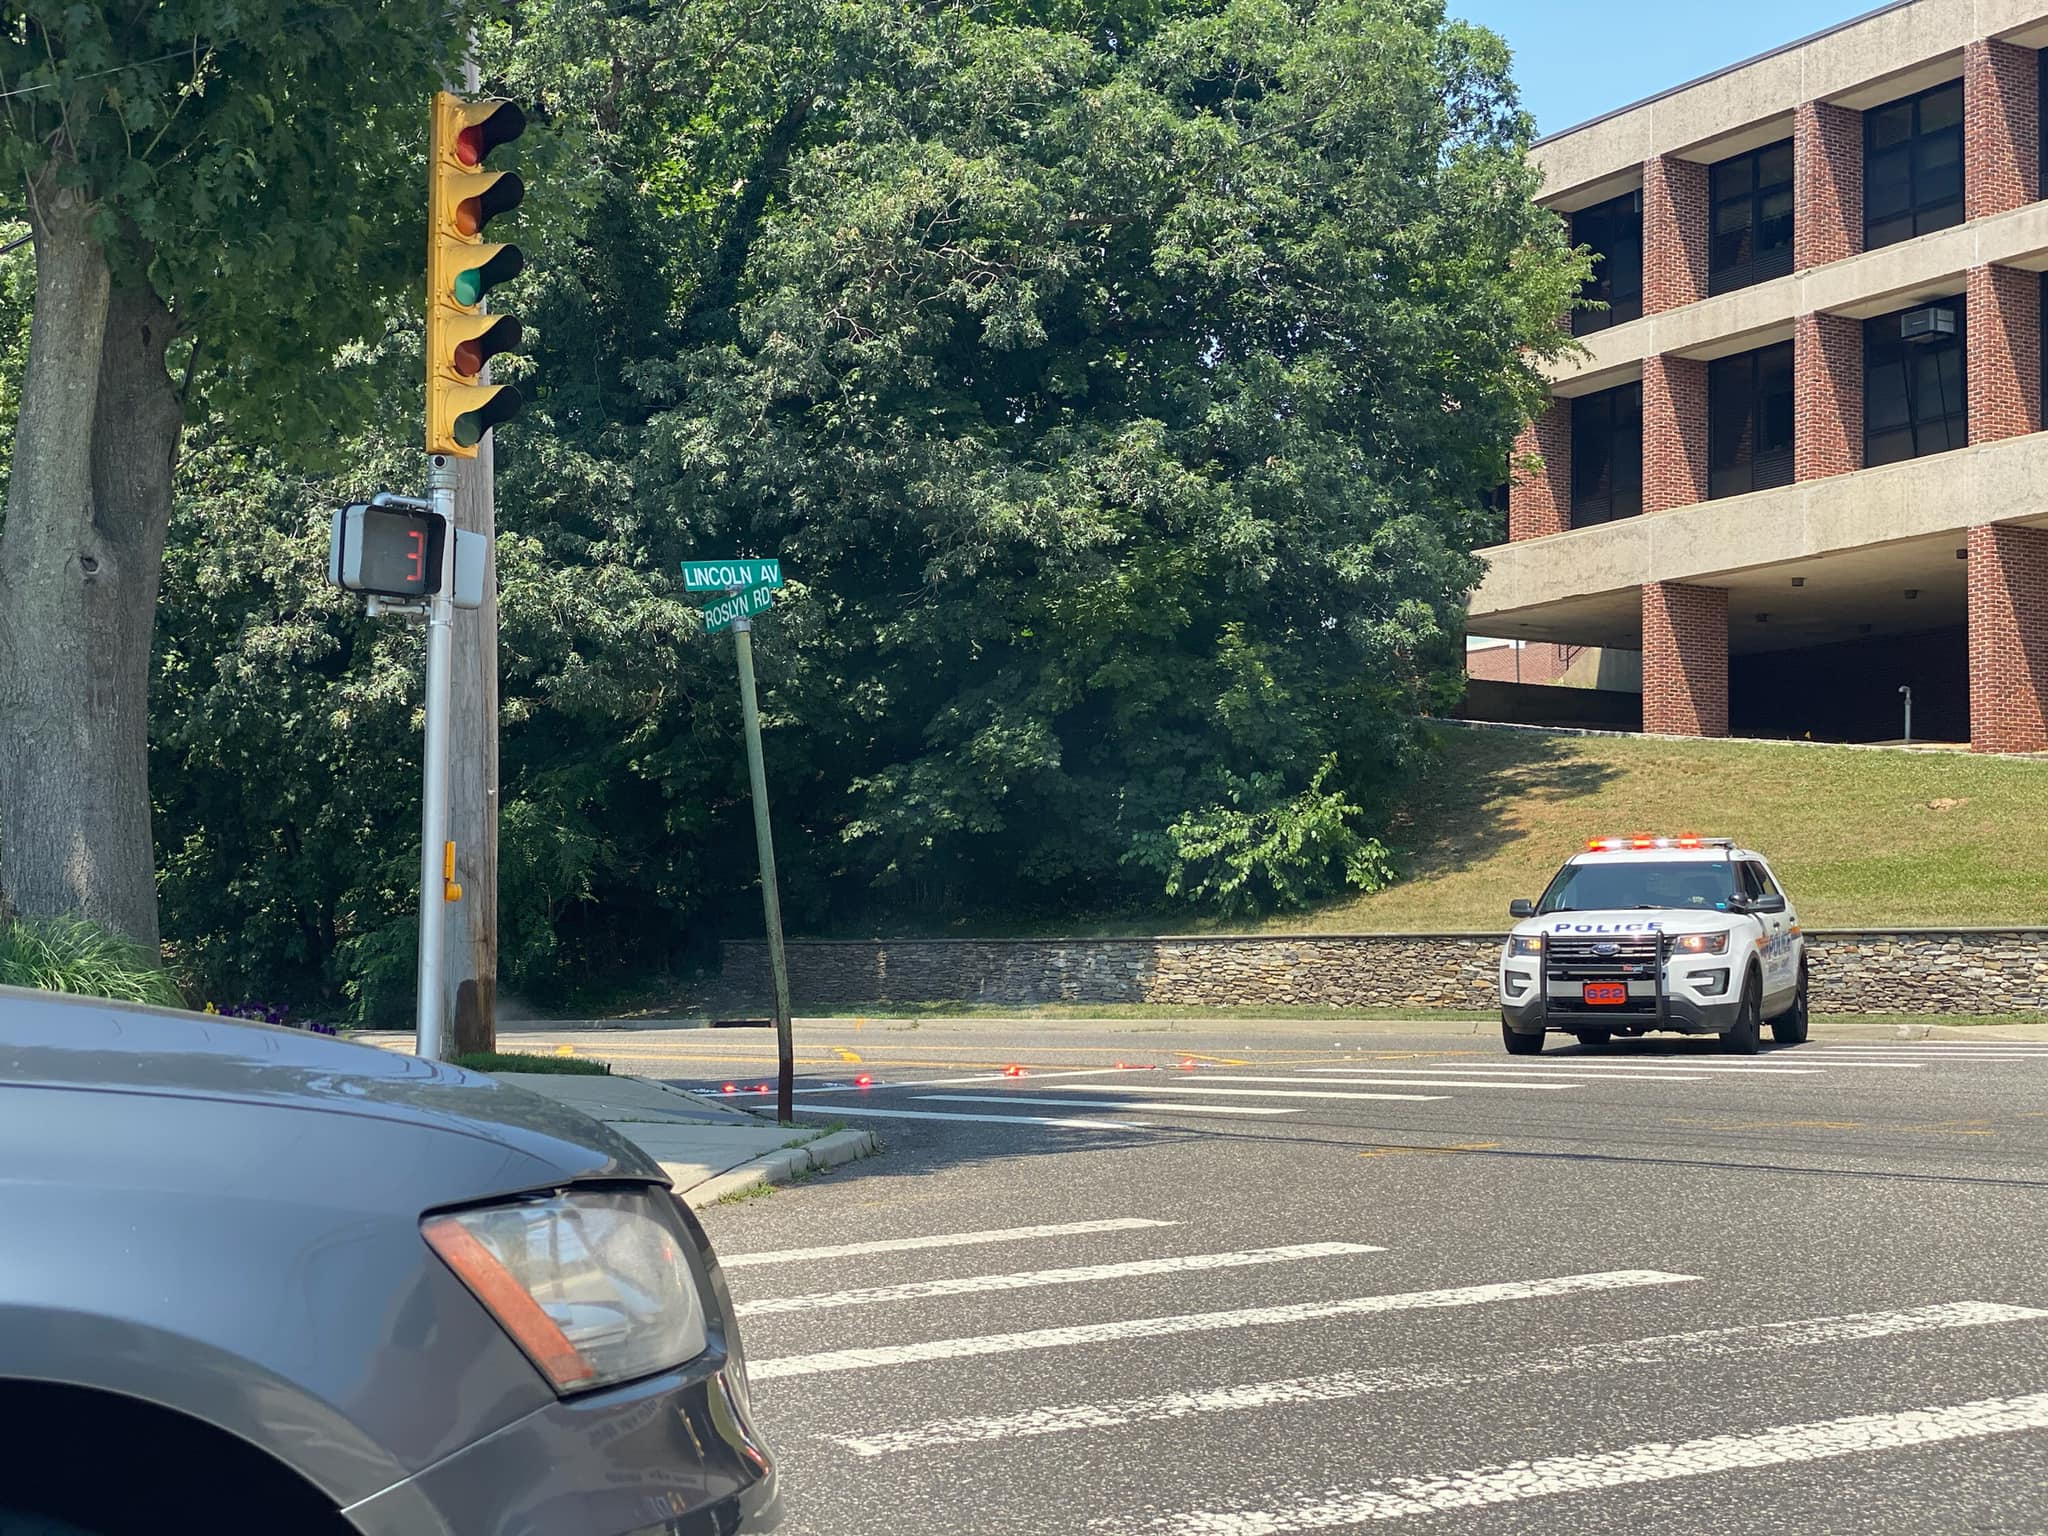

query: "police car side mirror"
xmin=1508 ymin=899 xmax=1534 ymax=919
xmin=1750 ymin=894 xmax=1787 ymax=914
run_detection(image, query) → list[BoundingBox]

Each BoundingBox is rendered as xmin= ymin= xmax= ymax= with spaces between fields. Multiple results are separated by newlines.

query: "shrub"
xmin=0 ymin=917 xmax=186 ymax=1008
xmin=1127 ymin=756 xmax=1400 ymax=920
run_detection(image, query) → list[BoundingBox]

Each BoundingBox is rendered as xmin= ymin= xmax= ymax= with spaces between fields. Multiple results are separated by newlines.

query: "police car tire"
xmin=1721 ymin=973 xmax=1763 ymax=1055
xmin=1771 ymin=962 xmax=1811 ymax=1046
xmin=1501 ymin=1016 xmax=1544 ymax=1055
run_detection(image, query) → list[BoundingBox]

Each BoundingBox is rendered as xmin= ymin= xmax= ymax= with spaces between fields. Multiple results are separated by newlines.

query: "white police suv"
xmin=1498 ymin=837 xmax=1808 ymax=1055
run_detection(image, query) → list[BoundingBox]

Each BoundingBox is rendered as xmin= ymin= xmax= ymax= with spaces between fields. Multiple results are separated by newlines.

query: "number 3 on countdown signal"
xmin=406 ymin=528 xmax=426 ymax=585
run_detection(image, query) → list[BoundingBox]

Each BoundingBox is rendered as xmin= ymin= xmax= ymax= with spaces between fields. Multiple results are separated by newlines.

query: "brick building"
xmin=1471 ymin=0 xmax=2048 ymax=751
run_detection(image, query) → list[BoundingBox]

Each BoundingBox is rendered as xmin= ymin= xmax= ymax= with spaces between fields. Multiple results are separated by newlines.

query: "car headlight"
xmin=1671 ymin=932 xmax=1729 ymax=955
xmin=1506 ymin=935 xmax=1544 ymax=956
xmin=424 ymin=1189 xmax=709 ymax=1395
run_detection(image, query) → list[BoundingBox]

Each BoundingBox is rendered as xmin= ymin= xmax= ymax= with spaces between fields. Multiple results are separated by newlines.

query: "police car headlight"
xmin=1672 ymin=932 xmax=1729 ymax=955
xmin=1506 ymin=936 xmax=1544 ymax=957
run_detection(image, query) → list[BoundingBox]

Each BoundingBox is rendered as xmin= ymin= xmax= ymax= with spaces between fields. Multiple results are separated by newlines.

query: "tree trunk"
xmin=0 ymin=169 xmax=122 ymax=937
xmin=83 ymin=278 xmax=184 ymax=951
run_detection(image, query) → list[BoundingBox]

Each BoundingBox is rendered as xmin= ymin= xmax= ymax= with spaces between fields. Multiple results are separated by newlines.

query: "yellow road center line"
xmin=1358 ymin=1141 xmax=1501 ymax=1160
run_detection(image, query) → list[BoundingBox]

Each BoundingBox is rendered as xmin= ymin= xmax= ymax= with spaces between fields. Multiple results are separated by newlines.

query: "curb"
xmin=682 ymin=1128 xmax=881 ymax=1209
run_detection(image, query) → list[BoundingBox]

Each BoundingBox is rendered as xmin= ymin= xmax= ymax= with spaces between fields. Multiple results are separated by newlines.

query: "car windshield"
xmin=1537 ymin=859 xmax=1736 ymax=914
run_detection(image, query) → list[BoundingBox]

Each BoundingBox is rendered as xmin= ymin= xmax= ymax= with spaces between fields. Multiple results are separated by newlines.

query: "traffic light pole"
xmin=416 ymin=454 xmax=461 ymax=1062
xmin=731 ymin=613 xmax=794 ymax=1125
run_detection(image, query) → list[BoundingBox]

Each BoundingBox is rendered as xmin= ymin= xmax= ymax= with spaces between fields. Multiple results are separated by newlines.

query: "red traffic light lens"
xmin=455 ymin=101 xmax=528 ymax=168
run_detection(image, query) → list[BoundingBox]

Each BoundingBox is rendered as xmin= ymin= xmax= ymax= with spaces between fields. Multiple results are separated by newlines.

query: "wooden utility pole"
xmin=444 ymin=432 xmax=499 ymax=1055
xmin=444 ymin=49 xmax=500 ymax=1057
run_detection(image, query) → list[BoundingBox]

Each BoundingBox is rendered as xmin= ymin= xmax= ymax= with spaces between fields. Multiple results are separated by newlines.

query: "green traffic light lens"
xmin=454 ymin=384 xmax=523 ymax=448
xmin=451 ymin=244 xmax=525 ymax=308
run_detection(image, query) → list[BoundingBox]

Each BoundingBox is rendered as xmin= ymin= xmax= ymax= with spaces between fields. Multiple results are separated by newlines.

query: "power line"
xmin=0 ymin=45 xmax=205 ymax=104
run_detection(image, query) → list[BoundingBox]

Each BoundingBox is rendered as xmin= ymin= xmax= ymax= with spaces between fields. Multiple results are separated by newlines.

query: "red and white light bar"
xmin=1585 ymin=835 xmax=1735 ymax=852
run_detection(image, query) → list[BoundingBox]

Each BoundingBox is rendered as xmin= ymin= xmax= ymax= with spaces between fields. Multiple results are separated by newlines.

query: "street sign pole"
xmin=416 ymin=454 xmax=461 ymax=1062
xmin=731 ymin=609 xmax=795 ymax=1124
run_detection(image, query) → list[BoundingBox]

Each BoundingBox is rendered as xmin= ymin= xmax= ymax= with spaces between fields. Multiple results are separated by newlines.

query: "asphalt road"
xmin=548 ymin=1020 xmax=2048 ymax=1534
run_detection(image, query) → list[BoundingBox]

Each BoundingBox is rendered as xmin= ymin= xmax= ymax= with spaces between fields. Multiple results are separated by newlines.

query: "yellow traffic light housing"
xmin=427 ymin=93 xmax=527 ymax=456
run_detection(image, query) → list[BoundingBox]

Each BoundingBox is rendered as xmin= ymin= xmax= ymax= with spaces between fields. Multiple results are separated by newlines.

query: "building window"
xmin=1709 ymin=140 xmax=1794 ymax=295
xmin=1864 ymin=81 xmax=1964 ymax=250
xmin=1570 ymin=382 xmax=1642 ymax=525
xmin=1864 ymin=298 xmax=1967 ymax=466
xmin=1708 ymin=342 xmax=1795 ymax=498
xmin=1572 ymin=191 xmax=1643 ymax=336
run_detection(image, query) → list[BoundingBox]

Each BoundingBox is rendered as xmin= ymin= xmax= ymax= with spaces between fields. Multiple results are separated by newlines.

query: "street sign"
xmin=702 ymin=585 xmax=775 ymax=634
xmin=682 ymin=558 xmax=783 ymax=594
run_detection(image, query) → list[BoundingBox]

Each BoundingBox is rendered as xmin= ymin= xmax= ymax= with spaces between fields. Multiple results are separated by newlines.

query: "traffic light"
xmin=427 ymin=92 xmax=528 ymax=456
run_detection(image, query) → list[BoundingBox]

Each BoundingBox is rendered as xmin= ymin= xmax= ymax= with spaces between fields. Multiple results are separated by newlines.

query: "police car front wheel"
xmin=1771 ymin=961 xmax=1811 ymax=1046
xmin=1721 ymin=972 xmax=1763 ymax=1055
xmin=1501 ymin=1015 xmax=1545 ymax=1056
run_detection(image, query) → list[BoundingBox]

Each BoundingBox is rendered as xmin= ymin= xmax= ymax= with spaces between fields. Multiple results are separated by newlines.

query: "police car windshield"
xmin=1538 ymin=860 xmax=1735 ymax=915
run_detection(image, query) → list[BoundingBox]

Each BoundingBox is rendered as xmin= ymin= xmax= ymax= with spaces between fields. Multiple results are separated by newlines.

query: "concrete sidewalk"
xmin=495 ymin=1071 xmax=877 ymax=1206
xmin=350 ymin=1034 xmax=878 ymax=1205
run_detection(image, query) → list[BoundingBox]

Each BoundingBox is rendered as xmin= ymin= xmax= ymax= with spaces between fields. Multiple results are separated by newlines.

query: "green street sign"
xmin=702 ymin=584 xmax=775 ymax=635
xmin=682 ymin=557 xmax=783 ymax=594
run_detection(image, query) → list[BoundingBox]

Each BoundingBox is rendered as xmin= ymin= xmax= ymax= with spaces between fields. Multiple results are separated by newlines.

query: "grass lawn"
xmin=454 ymin=1051 xmax=612 ymax=1075
xmin=1264 ymin=725 xmax=2048 ymax=933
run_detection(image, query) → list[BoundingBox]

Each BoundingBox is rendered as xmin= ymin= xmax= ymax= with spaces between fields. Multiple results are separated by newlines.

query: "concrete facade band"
xmin=1497 ymin=3 xmax=2048 ymax=752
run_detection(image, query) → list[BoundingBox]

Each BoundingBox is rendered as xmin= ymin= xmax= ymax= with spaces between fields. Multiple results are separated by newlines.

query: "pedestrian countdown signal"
xmin=329 ymin=503 xmax=446 ymax=597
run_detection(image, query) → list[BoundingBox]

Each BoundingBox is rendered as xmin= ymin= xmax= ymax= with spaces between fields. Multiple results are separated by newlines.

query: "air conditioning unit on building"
xmin=1901 ymin=305 xmax=1958 ymax=343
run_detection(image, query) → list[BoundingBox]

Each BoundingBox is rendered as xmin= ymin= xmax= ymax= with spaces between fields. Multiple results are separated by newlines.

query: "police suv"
xmin=1498 ymin=836 xmax=1808 ymax=1055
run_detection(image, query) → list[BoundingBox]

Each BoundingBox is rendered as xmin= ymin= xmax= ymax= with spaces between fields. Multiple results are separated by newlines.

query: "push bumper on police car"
xmin=1500 ymin=925 xmax=1745 ymax=1039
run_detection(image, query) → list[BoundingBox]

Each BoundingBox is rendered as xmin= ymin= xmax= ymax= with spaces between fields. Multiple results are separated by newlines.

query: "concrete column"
xmin=1968 ymin=523 xmax=2048 ymax=753
xmin=1509 ymin=400 xmax=1571 ymax=540
xmin=1642 ymin=581 xmax=1729 ymax=737
xmin=1965 ymin=37 xmax=2041 ymax=221
xmin=1643 ymin=354 xmax=1708 ymax=511
xmin=1794 ymin=311 xmax=1863 ymax=481
xmin=1794 ymin=100 xmax=1862 ymax=270
xmin=1966 ymin=264 xmax=2041 ymax=444
xmin=1644 ymin=154 xmax=1709 ymax=315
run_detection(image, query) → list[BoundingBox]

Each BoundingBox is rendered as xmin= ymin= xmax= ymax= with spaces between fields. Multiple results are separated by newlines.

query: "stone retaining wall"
xmin=719 ymin=930 xmax=2048 ymax=1016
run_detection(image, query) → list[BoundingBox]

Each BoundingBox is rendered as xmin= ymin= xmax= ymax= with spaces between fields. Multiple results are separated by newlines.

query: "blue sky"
xmin=1453 ymin=1 xmax=1881 ymax=137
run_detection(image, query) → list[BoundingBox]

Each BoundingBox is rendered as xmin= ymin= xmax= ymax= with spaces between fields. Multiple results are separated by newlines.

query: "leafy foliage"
xmin=0 ymin=1 xmax=468 ymax=437
xmin=4 ymin=0 xmax=1579 ymax=1019
xmin=1130 ymin=755 xmax=1399 ymax=918
xmin=0 ymin=915 xmax=186 ymax=1006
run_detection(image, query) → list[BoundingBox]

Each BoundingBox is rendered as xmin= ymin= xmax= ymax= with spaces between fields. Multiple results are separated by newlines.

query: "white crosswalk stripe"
xmin=789 ymin=1103 xmax=1145 ymax=1129
xmin=917 ymin=1094 xmax=1300 ymax=1116
xmin=1315 ymin=1067 xmax=1718 ymax=1083
xmin=1050 ymin=1084 xmax=1448 ymax=1103
xmin=747 ymin=1269 xmax=1697 ymax=1379
xmin=721 ymin=1218 xmax=1178 ymax=1269
xmin=1163 ymin=1073 xmax=1579 ymax=1092
xmin=735 ymin=1242 xmax=1382 ymax=1318
xmin=1342 ymin=1063 xmax=1826 ymax=1076
xmin=832 ymin=1300 xmax=2048 ymax=1457
xmin=1095 ymin=1391 xmax=2048 ymax=1533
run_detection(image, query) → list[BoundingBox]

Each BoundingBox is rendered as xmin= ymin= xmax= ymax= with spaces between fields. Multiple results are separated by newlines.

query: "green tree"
xmin=127 ymin=0 xmax=1581 ymax=1020
xmin=0 ymin=3 xmax=466 ymax=948
xmin=625 ymin=0 xmax=1582 ymax=923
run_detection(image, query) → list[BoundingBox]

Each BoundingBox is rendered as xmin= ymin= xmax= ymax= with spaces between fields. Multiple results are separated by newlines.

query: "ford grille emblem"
xmin=1592 ymin=942 xmax=1620 ymax=956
